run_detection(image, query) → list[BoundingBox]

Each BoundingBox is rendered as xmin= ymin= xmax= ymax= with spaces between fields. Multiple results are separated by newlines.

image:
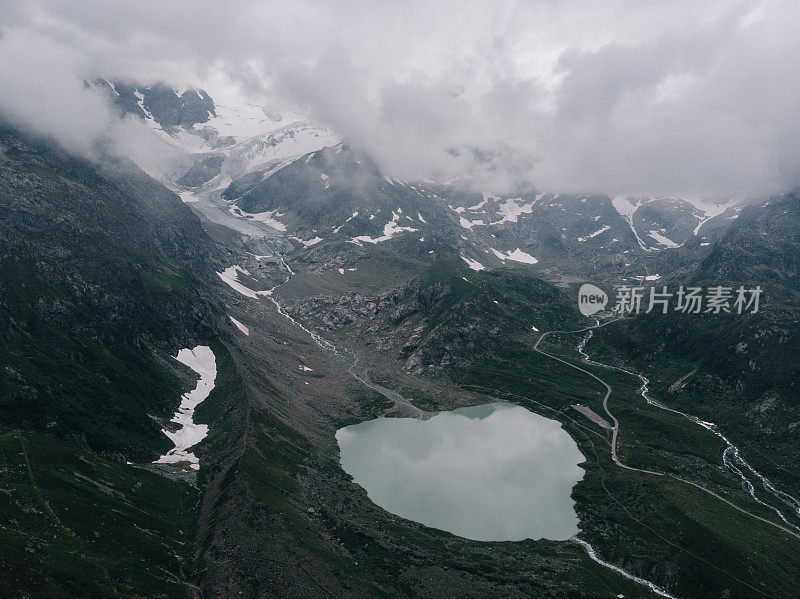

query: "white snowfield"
xmin=611 ymin=195 xmax=652 ymax=251
xmin=350 ymin=211 xmax=418 ymax=245
xmin=124 ymin=88 xmax=340 ymax=240
xmin=632 ymin=274 xmax=662 ymax=282
xmin=289 ymin=235 xmax=323 ymax=247
xmin=460 ymin=216 xmax=486 ymax=230
xmin=689 ymin=198 xmax=736 ymax=235
xmin=178 ymin=190 xmax=199 ymax=203
xmin=612 ymin=194 xmax=739 ymax=248
xmin=155 ymin=346 xmax=217 ymax=471
xmin=456 ymin=194 xmax=542 ymax=229
xmin=647 ymin=229 xmax=680 ymax=248
xmin=229 ymin=315 xmax=250 ymax=335
xmin=228 ymin=205 xmax=287 ymax=232
xmin=200 ymin=94 xmax=339 ymax=158
xmin=490 ymin=247 xmax=539 ymax=264
xmin=577 ymin=225 xmax=611 ymax=242
xmin=231 ymin=122 xmax=339 ymax=174
xmin=201 ymin=95 xmax=283 ymax=139
xmin=461 ymin=255 xmax=485 ymax=271
xmin=487 ymin=196 xmax=539 ymax=224
xmin=216 ymin=265 xmax=272 ymax=298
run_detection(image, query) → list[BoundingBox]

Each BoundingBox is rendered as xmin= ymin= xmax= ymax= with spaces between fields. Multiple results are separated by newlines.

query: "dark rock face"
xmin=631 ymin=196 xmax=701 ymax=247
xmin=290 ymin=264 xmax=574 ymax=375
xmin=173 ymin=88 xmax=216 ymax=128
xmin=95 ymin=79 xmax=216 ymax=129
xmin=224 ymin=144 xmax=393 ymax=229
xmin=93 ymin=80 xmax=146 ymax=119
xmin=699 ymin=192 xmax=800 ymax=299
xmin=0 ymin=124 xmax=222 ymax=458
xmin=221 ymin=144 xmax=472 ymax=264
xmin=176 ymin=154 xmax=224 ymax=187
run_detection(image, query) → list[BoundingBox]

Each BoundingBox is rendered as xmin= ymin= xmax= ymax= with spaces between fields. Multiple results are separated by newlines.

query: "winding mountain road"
xmin=533 ymin=320 xmax=661 ymax=475
xmin=533 ymin=319 xmax=800 ymax=541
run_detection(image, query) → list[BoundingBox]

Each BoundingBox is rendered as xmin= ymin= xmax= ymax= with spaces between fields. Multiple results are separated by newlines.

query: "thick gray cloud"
xmin=1 ymin=0 xmax=799 ymax=198
xmin=0 ymin=25 xmax=191 ymax=174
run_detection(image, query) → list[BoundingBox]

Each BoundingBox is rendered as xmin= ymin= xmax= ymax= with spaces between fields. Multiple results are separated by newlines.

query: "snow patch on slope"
xmin=217 ymin=265 xmax=272 ymax=298
xmin=178 ymin=190 xmax=199 ymax=203
xmin=487 ymin=196 xmax=537 ymax=224
xmin=228 ymin=205 xmax=286 ymax=232
xmin=350 ymin=212 xmax=418 ymax=244
xmin=688 ymin=198 xmax=735 ymax=235
xmin=229 ymin=316 xmax=250 ymax=335
xmin=460 ymin=216 xmax=486 ymax=230
xmin=154 ymin=346 xmax=217 ymax=471
xmin=577 ymin=225 xmax=611 ymax=242
xmin=647 ymin=229 xmax=680 ymax=248
xmin=490 ymin=248 xmax=539 ymax=264
xmin=461 ymin=255 xmax=485 ymax=271
xmin=612 ymin=195 xmax=652 ymax=251
xmin=290 ymin=235 xmax=323 ymax=247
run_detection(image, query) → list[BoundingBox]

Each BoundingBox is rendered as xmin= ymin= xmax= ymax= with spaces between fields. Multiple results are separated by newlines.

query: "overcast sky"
xmin=2 ymin=0 xmax=799 ymax=198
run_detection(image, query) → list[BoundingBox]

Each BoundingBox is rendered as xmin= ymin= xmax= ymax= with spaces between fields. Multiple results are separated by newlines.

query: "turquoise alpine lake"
xmin=336 ymin=403 xmax=585 ymax=542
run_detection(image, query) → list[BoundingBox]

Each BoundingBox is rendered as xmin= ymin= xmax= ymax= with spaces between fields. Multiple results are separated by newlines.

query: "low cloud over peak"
xmin=2 ymin=0 xmax=799 ymax=198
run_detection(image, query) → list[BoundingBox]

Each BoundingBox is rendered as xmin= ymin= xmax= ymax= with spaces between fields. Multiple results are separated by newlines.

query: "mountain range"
xmin=1 ymin=82 xmax=798 ymax=598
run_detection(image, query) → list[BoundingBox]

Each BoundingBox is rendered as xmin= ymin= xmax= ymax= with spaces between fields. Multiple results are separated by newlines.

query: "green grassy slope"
xmin=0 ymin=124 xmax=222 ymax=459
xmin=0 ymin=428 xmax=199 ymax=598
